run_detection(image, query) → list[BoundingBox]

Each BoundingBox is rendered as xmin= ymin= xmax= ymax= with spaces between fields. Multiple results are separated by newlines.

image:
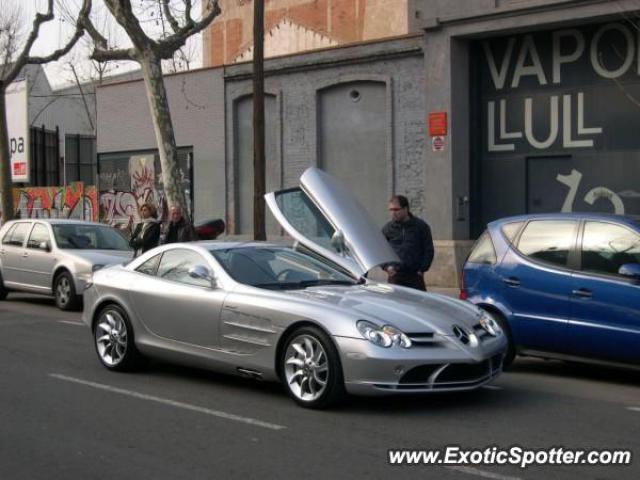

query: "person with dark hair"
xmin=129 ymin=203 xmax=161 ymax=257
xmin=161 ymin=205 xmax=196 ymax=244
xmin=382 ymin=195 xmax=434 ymax=291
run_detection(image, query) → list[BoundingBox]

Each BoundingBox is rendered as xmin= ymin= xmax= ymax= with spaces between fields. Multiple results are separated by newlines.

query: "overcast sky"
xmin=4 ymin=0 xmax=203 ymax=88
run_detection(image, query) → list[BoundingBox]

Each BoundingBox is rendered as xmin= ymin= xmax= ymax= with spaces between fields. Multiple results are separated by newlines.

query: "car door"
xmin=128 ymin=248 xmax=226 ymax=349
xmin=497 ymin=219 xmax=579 ymax=354
xmin=568 ymin=220 xmax=640 ymax=364
xmin=0 ymin=222 xmax=33 ymax=287
xmin=21 ymin=222 xmax=56 ymax=291
xmin=264 ymin=167 xmax=399 ymax=278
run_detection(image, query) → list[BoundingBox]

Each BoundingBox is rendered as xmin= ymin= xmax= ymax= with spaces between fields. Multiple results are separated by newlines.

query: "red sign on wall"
xmin=12 ymin=162 xmax=27 ymax=176
xmin=428 ymin=112 xmax=448 ymax=136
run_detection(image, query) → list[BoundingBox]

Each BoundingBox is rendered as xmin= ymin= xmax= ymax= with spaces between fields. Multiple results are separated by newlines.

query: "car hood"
xmin=286 ymin=282 xmax=482 ymax=336
xmin=61 ymin=249 xmax=133 ymax=266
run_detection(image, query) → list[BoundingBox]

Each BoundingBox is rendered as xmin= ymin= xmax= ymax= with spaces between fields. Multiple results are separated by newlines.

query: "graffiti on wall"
xmin=98 ymin=152 xmax=191 ymax=232
xmin=6 ymin=182 xmax=98 ymax=221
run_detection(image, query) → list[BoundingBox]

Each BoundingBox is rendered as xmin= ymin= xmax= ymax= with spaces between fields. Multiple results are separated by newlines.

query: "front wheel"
xmin=280 ymin=326 xmax=345 ymax=409
xmin=54 ymin=272 xmax=81 ymax=311
xmin=94 ymin=304 xmax=143 ymax=371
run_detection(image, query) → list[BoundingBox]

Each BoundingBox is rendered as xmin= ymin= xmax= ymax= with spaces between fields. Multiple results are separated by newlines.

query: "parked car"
xmin=0 ymin=219 xmax=133 ymax=310
xmin=194 ymin=218 xmax=225 ymax=240
xmin=461 ymin=213 xmax=640 ymax=369
xmin=83 ymin=167 xmax=506 ymax=409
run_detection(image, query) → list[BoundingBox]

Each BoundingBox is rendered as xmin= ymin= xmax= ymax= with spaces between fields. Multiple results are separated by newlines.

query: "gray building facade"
xmin=421 ymin=0 xmax=640 ymax=284
xmin=96 ymin=68 xmax=226 ymax=227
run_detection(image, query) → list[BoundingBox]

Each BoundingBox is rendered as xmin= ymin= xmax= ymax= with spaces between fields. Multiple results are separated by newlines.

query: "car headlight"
xmin=356 ymin=320 xmax=412 ymax=349
xmin=92 ymin=264 xmax=105 ymax=272
xmin=479 ymin=312 xmax=502 ymax=337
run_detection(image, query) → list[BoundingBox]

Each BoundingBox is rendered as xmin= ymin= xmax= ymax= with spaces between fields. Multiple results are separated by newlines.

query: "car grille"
xmin=388 ymin=353 xmax=504 ymax=391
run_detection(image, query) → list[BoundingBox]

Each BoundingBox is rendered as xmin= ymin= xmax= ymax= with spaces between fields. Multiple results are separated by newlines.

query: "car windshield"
xmin=52 ymin=224 xmax=131 ymax=251
xmin=210 ymin=246 xmax=357 ymax=290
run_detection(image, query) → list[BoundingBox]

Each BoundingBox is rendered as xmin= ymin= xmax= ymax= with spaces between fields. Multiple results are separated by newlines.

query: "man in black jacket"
xmin=161 ymin=206 xmax=196 ymax=244
xmin=382 ymin=195 xmax=434 ymax=291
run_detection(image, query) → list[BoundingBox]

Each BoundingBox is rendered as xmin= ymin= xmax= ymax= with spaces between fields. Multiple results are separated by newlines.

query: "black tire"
xmin=54 ymin=271 xmax=82 ymax=311
xmin=0 ymin=270 xmax=8 ymax=300
xmin=488 ymin=310 xmax=516 ymax=368
xmin=279 ymin=325 xmax=345 ymax=409
xmin=93 ymin=303 xmax=143 ymax=372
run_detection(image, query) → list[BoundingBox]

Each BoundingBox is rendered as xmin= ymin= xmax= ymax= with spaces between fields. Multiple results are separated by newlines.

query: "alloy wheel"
xmin=56 ymin=276 xmax=71 ymax=307
xmin=95 ymin=309 xmax=128 ymax=367
xmin=284 ymin=334 xmax=329 ymax=402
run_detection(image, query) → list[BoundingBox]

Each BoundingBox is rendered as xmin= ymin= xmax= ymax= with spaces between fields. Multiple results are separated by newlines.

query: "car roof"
xmin=488 ymin=212 xmax=640 ymax=228
xmin=4 ymin=218 xmax=110 ymax=226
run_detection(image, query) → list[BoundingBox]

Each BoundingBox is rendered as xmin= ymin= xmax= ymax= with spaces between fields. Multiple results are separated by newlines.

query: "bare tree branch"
xmin=155 ymin=0 xmax=220 ymax=58
xmin=161 ymin=0 xmax=181 ymax=34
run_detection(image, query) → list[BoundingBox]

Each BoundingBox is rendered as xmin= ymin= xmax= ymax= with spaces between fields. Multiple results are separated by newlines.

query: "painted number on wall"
xmin=557 ymin=169 xmax=625 ymax=214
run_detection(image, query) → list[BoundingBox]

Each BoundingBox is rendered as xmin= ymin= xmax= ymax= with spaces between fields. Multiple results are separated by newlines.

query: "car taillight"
xmin=459 ymin=270 xmax=468 ymax=300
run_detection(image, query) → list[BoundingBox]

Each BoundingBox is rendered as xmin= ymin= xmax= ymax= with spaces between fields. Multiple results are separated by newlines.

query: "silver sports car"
xmin=0 ymin=219 xmax=132 ymax=310
xmin=83 ymin=168 xmax=506 ymax=408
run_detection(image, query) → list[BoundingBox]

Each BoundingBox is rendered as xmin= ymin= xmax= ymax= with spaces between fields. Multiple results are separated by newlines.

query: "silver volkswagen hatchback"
xmin=0 ymin=219 xmax=132 ymax=310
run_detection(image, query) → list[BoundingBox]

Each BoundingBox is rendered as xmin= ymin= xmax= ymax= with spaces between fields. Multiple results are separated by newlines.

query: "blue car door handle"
xmin=572 ymin=288 xmax=592 ymax=298
xmin=502 ymin=277 xmax=521 ymax=287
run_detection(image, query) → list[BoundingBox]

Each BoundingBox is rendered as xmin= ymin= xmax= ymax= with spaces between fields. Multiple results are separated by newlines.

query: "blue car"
xmin=461 ymin=213 xmax=640 ymax=368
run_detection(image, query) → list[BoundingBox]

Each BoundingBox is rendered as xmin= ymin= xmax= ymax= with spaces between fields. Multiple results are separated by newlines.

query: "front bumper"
xmin=335 ymin=336 xmax=505 ymax=396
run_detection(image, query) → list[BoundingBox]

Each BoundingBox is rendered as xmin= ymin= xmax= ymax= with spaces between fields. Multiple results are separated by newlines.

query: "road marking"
xmin=446 ymin=466 xmax=522 ymax=480
xmin=58 ymin=321 xmax=84 ymax=326
xmin=482 ymin=385 xmax=503 ymax=391
xmin=628 ymin=407 xmax=640 ymax=413
xmin=49 ymin=373 xmax=286 ymax=431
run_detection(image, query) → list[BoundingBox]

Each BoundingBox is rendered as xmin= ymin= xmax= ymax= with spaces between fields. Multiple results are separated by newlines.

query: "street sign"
xmin=428 ymin=111 xmax=448 ymax=136
xmin=432 ymin=135 xmax=445 ymax=152
xmin=6 ymin=79 xmax=30 ymax=183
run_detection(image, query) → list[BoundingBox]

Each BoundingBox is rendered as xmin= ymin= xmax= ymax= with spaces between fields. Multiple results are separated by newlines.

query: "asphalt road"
xmin=1 ymin=293 xmax=638 ymax=480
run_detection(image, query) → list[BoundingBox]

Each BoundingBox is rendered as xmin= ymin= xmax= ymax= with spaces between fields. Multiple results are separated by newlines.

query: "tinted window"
xmin=52 ymin=224 xmax=130 ymax=250
xmin=517 ymin=221 xmax=577 ymax=267
xmin=1 ymin=224 xmax=17 ymax=245
xmin=27 ymin=224 xmax=51 ymax=249
xmin=501 ymin=222 xmax=524 ymax=243
xmin=157 ymin=249 xmax=211 ymax=288
xmin=468 ymin=231 xmax=497 ymax=265
xmin=581 ymin=222 xmax=640 ymax=276
xmin=274 ymin=189 xmax=338 ymax=253
xmin=136 ymin=254 xmax=161 ymax=276
xmin=3 ymin=223 xmax=31 ymax=247
xmin=211 ymin=246 xmax=355 ymax=289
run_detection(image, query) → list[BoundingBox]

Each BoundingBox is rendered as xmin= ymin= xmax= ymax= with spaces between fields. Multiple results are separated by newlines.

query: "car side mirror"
xmin=39 ymin=241 xmax=51 ymax=252
xmin=618 ymin=263 xmax=640 ymax=281
xmin=188 ymin=265 xmax=217 ymax=288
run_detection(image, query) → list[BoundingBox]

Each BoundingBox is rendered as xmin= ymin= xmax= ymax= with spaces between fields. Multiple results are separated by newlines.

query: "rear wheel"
xmin=0 ymin=271 xmax=8 ymax=300
xmin=54 ymin=271 xmax=81 ymax=311
xmin=94 ymin=304 xmax=143 ymax=371
xmin=280 ymin=326 xmax=345 ymax=409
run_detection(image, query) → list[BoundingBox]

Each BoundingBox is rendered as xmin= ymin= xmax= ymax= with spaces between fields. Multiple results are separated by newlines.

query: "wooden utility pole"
xmin=253 ymin=0 xmax=266 ymax=240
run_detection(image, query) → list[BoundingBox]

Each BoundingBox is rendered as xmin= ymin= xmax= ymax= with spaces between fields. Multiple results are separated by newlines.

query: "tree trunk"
xmin=253 ymin=0 xmax=266 ymax=241
xmin=0 ymin=86 xmax=15 ymax=223
xmin=139 ymin=55 xmax=189 ymax=222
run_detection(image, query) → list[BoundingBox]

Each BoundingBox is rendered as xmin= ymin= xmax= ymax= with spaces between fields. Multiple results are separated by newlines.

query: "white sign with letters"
xmin=6 ymin=80 xmax=30 ymax=182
